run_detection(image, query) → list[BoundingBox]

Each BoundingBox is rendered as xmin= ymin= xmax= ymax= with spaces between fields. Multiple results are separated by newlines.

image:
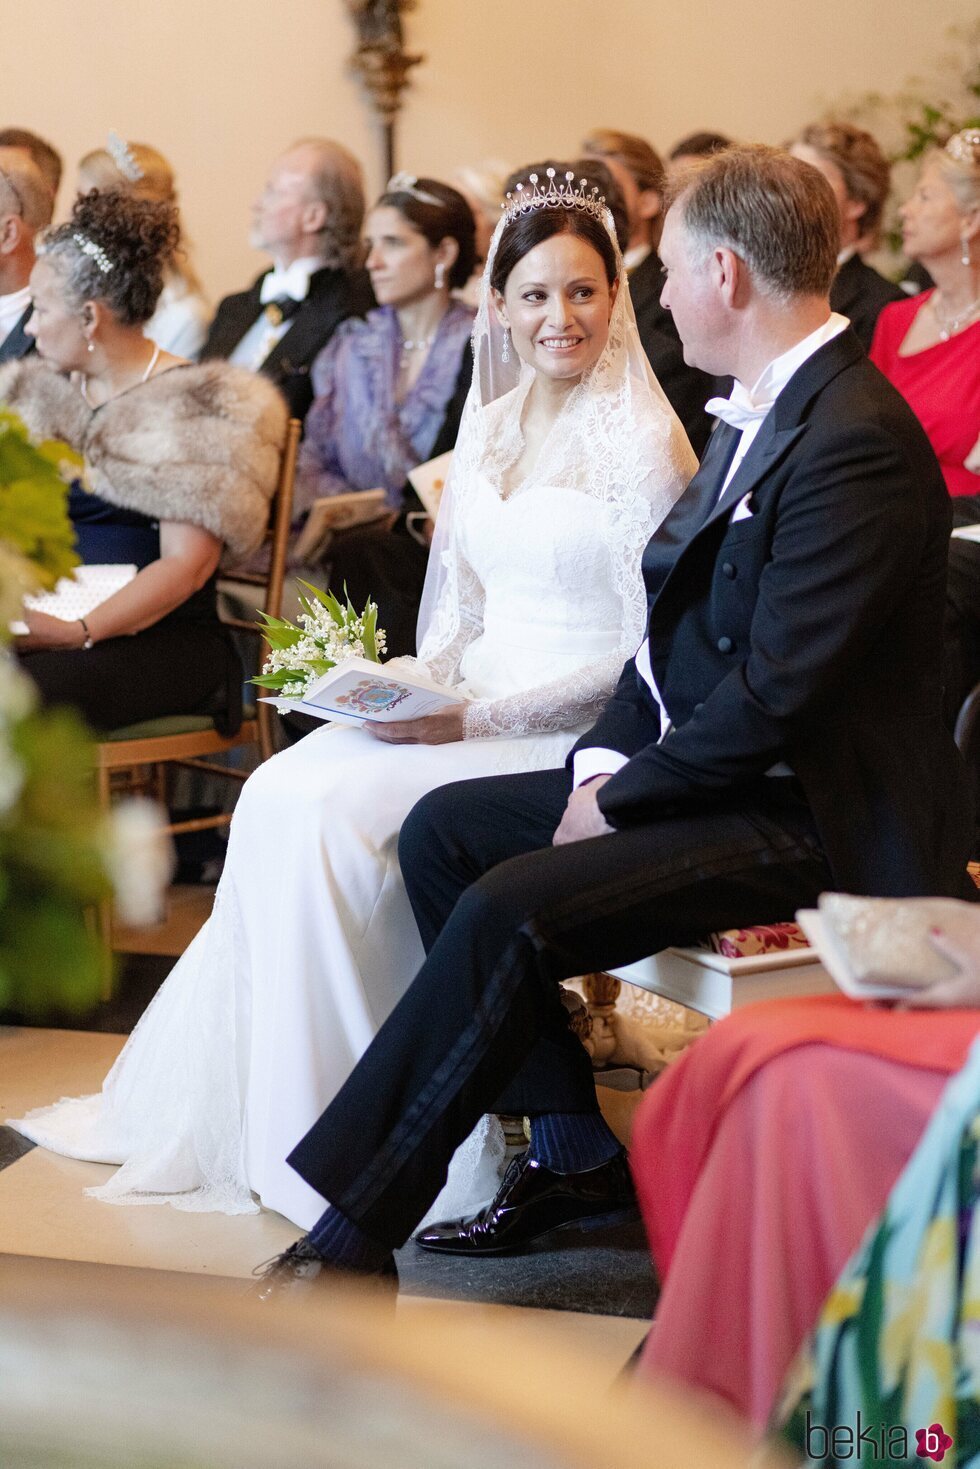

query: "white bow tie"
xmin=705 ymin=393 xmax=775 ymax=434
xmin=260 ymin=262 xmax=315 ymax=305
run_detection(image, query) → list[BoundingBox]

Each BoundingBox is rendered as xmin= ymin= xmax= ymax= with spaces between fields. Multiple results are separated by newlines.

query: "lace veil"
xmin=416 ymin=183 xmax=698 ymax=738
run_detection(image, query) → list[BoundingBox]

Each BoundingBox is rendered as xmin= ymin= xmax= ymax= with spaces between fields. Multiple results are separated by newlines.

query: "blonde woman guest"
xmin=78 ymin=137 xmax=211 ymax=358
xmin=868 ymin=130 xmax=980 ymax=723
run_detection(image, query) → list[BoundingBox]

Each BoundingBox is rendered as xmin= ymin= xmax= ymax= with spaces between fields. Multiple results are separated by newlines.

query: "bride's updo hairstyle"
xmin=375 ymin=176 xmax=477 ymax=290
xmin=489 ymin=198 xmax=619 ymax=297
xmin=37 ymin=189 xmax=180 ymax=326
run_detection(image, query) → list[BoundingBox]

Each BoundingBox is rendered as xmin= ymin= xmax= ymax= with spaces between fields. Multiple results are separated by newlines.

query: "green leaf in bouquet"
xmin=304 ymin=657 xmax=337 ymax=677
xmin=249 ymin=669 xmax=302 ymax=691
xmin=361 ymin=599 xmax=381 ymax=662
xmin=296 ymin=579 xmax=346 ymax=628
xmin=254 ymin=611 xmax=303 ymax=650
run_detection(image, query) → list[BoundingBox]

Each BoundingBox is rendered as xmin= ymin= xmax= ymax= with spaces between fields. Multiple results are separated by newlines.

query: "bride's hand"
xmin=366 ymin=705 xmax=467 ymax=745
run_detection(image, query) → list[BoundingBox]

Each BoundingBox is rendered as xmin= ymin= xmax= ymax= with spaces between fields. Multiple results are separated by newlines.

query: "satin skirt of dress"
xmin=9 ymin=718 xmax=578 ymax=1227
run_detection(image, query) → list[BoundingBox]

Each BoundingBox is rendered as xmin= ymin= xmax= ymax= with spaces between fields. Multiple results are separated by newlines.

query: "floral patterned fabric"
xmin=776 ymin=1034 xmax=980 ymax=1467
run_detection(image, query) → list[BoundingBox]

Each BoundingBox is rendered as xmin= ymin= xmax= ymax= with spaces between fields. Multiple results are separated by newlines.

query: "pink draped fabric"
xmin=631 ymin=999 xmax=979 ymax=1428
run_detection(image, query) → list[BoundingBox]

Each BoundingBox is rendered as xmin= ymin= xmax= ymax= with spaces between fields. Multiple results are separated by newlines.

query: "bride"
xmin=11 ymin=170 xmax=696 ymax=1228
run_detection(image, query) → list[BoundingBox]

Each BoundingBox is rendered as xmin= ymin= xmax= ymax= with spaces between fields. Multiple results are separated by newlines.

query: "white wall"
xmin=3 ymin=0 xmax=974 ymax=301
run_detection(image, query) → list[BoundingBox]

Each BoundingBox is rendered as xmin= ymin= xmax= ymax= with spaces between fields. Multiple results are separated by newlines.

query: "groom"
xmin=254 ymin=146 xmax=973 ymax=1291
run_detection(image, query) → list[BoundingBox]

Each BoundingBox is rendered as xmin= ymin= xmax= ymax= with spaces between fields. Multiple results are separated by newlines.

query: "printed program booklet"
xmin=291 ymin=489 xmax=389 ymax=563
xmin=10 ymin=563 xmax=137 ymax=635
xmin=259 ymin=656 xmax=467 ymax=727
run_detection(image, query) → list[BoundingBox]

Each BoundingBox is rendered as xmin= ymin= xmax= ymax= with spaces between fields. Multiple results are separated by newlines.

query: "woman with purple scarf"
xmin=294 ymin=176 xmax=476 ymax=654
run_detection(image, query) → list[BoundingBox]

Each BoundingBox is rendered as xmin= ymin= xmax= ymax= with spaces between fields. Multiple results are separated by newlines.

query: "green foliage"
xmin=0 ymin=410 xmax=80 ymax=592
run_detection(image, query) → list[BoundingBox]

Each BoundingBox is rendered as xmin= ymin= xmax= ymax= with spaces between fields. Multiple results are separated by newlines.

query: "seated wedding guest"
xmin=450 ymin=160 xmax=510 ymax=307
xmin=0 ymin=127 xmax=62 ymax=202
xmin=5 ymin=189 xmax=287 ymax=731
xmin=776 ymin=922 xmax=980 ymax=1458
xmin=201 ymin=138 xmax=373 ymax=419
xmin=8 ymin=172 xmax=696 ymax=1236
xmin=582 ymin=127 xmax=718 ymax=452
xmin=789 ymin=122 xmax=904 ymax=350
xmin=0 ymin=146 xmax=53 ymax=362
xmin=667 ymin=130 xmax=732 ymax=172
xmin=868 ymin=130 xmax=980 ymax=724
xmin=78 ymin=135 xmax=210 ymax=358
xmin=239 ymin=145 xmax=971 ymax=1293
xmin=631 ymin=903 xmax=980 ymax=1432
xmin=295 ymin=175 xmax=476 ymax=656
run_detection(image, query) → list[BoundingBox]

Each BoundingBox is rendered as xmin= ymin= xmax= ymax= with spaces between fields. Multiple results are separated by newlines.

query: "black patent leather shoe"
xmin=414 ymin=1149 xmax=638 ymax=1256
xmin=248 ymin=1235 xmax=397 ymax=1301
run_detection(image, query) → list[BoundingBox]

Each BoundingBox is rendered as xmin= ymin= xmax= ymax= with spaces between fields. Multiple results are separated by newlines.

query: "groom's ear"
xmin=491 ymin=288 xmax=508 ymax=328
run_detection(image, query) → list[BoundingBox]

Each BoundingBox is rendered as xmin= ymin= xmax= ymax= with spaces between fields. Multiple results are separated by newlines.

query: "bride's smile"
xmin=495 ymin=231 xmax=619 ymax=385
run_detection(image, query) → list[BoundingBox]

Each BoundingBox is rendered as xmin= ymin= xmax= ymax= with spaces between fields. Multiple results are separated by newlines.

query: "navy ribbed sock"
xmin=307 ymin=1204 xmax=392 ymax=1272
xmin=529 ymin=1111 xmax=623 ymax=1174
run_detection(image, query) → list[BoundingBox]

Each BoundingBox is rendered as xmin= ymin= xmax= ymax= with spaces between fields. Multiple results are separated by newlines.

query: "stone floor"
xmin=0 ymin=883 xmax=654 ymax=1371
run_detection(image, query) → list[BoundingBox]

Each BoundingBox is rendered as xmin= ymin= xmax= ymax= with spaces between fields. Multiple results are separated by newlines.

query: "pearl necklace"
xmin=81 ymin=341 xmax=161 ymax=406
xmin=932 ymin=292 xmax=980 ymax=342
xmin=400 ymin=334 xmax=437 ymax=354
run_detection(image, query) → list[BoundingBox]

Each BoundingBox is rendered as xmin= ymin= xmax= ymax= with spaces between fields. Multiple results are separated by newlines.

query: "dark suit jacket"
xmin=629 ymin=249 xmax=721 ymax=457
xmin=200 ymin=265 xmax=374 ymax=420
xmin=572 ymin=328 xmax=973 ymax=898
xmin=831 ymin=253 xmax=905 ymax=353
xmin=0 ymin=305 xmax=35 ymax=363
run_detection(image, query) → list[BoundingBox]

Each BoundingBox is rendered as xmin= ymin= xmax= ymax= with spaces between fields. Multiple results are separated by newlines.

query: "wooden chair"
xmin=94 ymin=418 xmax=301 ymax=959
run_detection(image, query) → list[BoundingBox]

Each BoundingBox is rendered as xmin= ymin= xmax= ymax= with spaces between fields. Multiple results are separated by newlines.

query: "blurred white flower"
xmin=104 ymin=798 xmax=174 ymax=926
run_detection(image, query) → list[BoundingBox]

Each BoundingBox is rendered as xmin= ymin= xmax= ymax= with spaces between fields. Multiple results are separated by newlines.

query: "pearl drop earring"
xmin=434 ymin=261 xmax=446 ymax=289
xmin=87 ymin=340 xmax=95 ymax=353
xmin=963 ymin=233 xmax=973 ymax=268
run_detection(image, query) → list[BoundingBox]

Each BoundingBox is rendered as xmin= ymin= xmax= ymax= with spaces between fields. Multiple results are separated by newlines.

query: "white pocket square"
xmin=730 ymin=492 xmax=754 ymax=522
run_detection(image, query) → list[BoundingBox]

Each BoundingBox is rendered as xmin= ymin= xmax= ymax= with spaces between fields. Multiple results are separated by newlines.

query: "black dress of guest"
xmin=830 ymin=253 xmax=906 ymax=353
xmin=19 ymin=482 xmax=242 ymax=734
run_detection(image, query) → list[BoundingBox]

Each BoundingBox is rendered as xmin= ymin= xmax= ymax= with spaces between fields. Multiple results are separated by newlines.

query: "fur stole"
xmin=0 ymin=358 xmax=288 ymax=557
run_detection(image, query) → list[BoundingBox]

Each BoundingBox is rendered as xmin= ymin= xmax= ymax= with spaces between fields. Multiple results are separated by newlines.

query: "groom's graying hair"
xmin=667 ymin=144 xmax=839 ymax=301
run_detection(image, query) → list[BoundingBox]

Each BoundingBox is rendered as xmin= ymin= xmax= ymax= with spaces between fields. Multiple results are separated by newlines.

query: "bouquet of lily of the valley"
xmin=251 ymin=582 xmax=387 ymax=700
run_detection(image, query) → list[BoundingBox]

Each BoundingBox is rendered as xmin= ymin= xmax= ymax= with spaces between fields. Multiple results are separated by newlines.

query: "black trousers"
xmin=287 ymin=767 xmax=833 ymax=1247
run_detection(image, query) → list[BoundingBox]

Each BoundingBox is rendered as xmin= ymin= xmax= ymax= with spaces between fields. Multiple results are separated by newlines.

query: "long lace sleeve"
xmin=420 ymin=548 xmax=485 ymax=687
xmin=462 ymin=646 xmax=625 ymax=740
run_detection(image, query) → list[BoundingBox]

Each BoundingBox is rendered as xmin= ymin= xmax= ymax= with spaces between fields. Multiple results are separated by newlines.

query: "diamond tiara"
xmin=72 ymin=232 xmax=114 ymax=274
xmin=106 ymin=130 xmax=144 ymax=184
xmin=502 ymin=167 xmax=608 ymax=224
xmin=946 ymin=128 xmax=980 ymax=165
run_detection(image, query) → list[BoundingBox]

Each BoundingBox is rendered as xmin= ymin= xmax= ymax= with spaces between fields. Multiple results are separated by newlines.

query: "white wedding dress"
xmin=11 ymin=198 xmax=696 ymax=1230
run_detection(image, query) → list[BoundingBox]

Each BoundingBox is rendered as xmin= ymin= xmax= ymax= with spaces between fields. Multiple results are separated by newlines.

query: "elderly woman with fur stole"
xmin=3 ymin=190 xmax=287 ymax=731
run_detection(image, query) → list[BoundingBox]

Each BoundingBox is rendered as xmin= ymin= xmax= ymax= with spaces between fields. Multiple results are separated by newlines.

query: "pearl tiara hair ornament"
xmin=385 ymin=171 xmax=445 ymax=208
xmin=946 ymin=129 xmax=980 ymax=166
xmin=72 ymin=232 xmax=114 ymax=274
xmin=502 ymin=168 xmax=608 ymax=225
xmin=106 ymin=130 xmax=144 ymax=184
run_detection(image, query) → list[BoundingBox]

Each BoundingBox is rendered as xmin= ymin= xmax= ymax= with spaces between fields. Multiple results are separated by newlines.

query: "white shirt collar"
xmin=624 ymin=243 xmax=652 ymax=273
xmin=0 ymin=284 xmax=31 ymax=340
xmin=733 ymin=312 xmax=850 ymax=413
xmin=836 ymin=245 xmax=858 ymax=267
xmin=260 ymin=255 xmax=326 ymax=305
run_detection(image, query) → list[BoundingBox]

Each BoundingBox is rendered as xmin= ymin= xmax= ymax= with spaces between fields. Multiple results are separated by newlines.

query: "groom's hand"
xmin=553 ymin=776 xmax=614 ymax=846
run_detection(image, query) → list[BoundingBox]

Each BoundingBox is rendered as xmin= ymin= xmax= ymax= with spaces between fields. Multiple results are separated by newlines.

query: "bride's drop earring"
xmin=501 ymin=327 xmax=510 ymax=364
